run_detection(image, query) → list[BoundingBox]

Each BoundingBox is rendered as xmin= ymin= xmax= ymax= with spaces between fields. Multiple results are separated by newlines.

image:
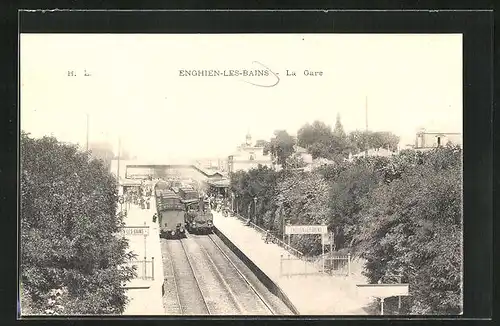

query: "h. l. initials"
xmin=68 ymin=70 xmax=76 ymax=77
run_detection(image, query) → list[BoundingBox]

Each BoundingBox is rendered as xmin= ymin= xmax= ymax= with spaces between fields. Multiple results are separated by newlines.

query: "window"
xmin=249 ymin=154 xmax=255 ymax=161
xmin=437 ymin=136 xmax=441 ymax=147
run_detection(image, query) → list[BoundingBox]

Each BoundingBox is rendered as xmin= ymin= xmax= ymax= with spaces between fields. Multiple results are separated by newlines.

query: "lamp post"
xmin=231 ymin=192 xmax=235 ymax=215
xmin=253 ymin=197 xmax=257 ymax=224
xmin=281 ymin=206 xmax=285 ymax=242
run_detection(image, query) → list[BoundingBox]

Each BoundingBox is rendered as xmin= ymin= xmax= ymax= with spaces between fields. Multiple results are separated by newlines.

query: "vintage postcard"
xmin=20 ymin=33 xmax=463 ymax=316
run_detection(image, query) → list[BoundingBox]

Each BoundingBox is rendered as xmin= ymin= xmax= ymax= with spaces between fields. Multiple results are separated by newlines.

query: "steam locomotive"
xmin=155 ymin=182 xmax=186 ymax=239
xmin=177 ymin=186 xmax=213 ymax=234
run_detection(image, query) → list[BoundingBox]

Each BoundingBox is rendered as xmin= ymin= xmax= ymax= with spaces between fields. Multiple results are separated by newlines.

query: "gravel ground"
xmin=206 ymin=234 xmax=294 ymax=315
xmin=181 ymin=238 xmax=241 ymax=314
xmin=164 ymin=239 xmax=209 ymax=315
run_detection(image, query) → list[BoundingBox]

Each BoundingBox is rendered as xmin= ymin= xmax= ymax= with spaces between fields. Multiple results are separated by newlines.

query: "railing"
xmin=280 ymin=252 xmax=351 ymax=277
xmin=230 ymin=212 xmax=304 ymax=257
xmin=123 ymin=257 xmax=155 ymax=281
xmin=314 ymin=252 xmax=351 ymax=276
xmin=280 ymin=253 xmax=317 ymax=277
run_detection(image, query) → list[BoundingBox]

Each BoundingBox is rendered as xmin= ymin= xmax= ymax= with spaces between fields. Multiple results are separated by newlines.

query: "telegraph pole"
xmin=86 ymin=113 xmax=89 ymax=151
xmin=117 ymin=137 xmax=121 ymax=180
xmin=117 ymin=137 xmax=122 ymax=212
xmin=365 ymin=96 xmax=368 ymax=157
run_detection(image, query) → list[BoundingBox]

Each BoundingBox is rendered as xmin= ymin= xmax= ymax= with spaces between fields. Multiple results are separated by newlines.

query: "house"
xmin=227 ymin=132 xmax=273 ymax=172
xmin=414 ymin=129 xmax=462 ymax=150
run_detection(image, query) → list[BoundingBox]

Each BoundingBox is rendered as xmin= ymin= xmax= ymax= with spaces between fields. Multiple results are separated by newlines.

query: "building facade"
xmin=227 ymin=133 xmax=273 ymax=173
xmin=415 ymin=129 xmax=462 ymax=149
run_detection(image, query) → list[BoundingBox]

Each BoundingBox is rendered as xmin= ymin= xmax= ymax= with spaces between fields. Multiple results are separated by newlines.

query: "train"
xmin=177 ymin=186 xmax=213 ymax=234
xmin=155 ymin=180 xmax=186 ymax=239
xmin=183 ymin=197 xmax=214 ymax=234
xmin=154 ymin=180 xmax=213 ymax=237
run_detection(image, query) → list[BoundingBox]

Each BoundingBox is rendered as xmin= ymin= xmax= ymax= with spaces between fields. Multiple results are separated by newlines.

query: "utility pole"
xmin=117 ymin=137 xmax=122 ymax=213
xmin=365 ymin=96 xmax=368 ymax=157
xmin=117 ymin=137 xmax=121 ymax=180
xmin=86 ymin=113 xmax=89 ymax=151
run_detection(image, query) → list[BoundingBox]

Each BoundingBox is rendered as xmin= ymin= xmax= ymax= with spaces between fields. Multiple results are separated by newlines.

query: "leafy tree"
xmin=285 ymin=153 xmax=308 ymax=169
xmin=333 ymin=113 xmax=346 ymax=139
xmin=297 ymin=120 xmax=333 ymax=149
xmin=327 ymin=158 xmax=385 ymax=249
xmin=355 ymin=146 xmax=462 ymax=314
xmin=20 ymin=132 xmax=136 ymax=315
xmin=297 ymin=119 xmax=352 ymax=162
xmin=348 ymin=130 xmax=400 ymax=154
xmin=268 ymin=130 xmax=296 ymax=168
xmin=255 ymin=139 xmax=270 ymax=148
xmin=229 ymin=165 xmax=278 ymax=225
xmin=275 ymin=170 xmax=331 ymax=255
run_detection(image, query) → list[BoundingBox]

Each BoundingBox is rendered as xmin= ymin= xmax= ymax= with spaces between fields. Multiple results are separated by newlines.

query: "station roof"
xmin=206 ymin=178 xmax=230 ymax=188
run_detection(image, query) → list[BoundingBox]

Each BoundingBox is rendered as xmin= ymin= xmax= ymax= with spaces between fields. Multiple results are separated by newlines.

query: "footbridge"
xmin=110 ymin=159 xmax=226 ymax=184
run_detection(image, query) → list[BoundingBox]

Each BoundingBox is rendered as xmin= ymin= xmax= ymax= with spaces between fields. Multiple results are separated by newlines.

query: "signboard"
xmin=356 ymin=284 xmax=409 ymax=299
xmin=120 ymin=226 xmax=150 ymax=236
xmin=285 ymin=225 xmax=327 ymax=235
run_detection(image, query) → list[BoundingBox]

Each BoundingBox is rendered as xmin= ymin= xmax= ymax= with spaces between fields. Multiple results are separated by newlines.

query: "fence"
xmin=280 ymin=252 xmax=351 ymax=277
xmin=321 ymin=253 xmax=351 ymax=276
xmin=123 ymin=257 xmax=155 ymax=281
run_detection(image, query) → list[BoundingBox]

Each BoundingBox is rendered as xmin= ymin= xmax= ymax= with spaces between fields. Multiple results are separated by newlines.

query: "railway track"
xmin=198 ymin=234 xmax=276 ymax=315
xmin=161 ymin=232 xmax=290 ymax=315
xmin=161 ymin=239 xmax=210 ymax=315
xmin=160 ymin=239 xmax=182 ymax=314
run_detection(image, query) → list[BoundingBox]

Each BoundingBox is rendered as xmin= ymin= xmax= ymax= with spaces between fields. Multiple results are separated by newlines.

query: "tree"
xmin=348 ymin=130 xmax=400 ymax=154
xmin=275 ymin=170 xmax=331 ymax=255
xmin=297 ymin=121 xmax=333 ymax=149
xmin=255 ymin=139 xmax=269 ymax=148
xmin=333 ymin=113 xmax=346 ymax=139
xmin=285 ymin=153 xmax=308 ymax=169
xmin=327 ymin=158 xmax=384 ymax=249
xmin=268 ymin=130 xmax=296 ymax=168
xmin=297 ymin=119 xmax=351 ymax=162
xmin=20 ymin=132 xmax=136 ymax=315
xmin=229 ymin=165 xmax=278 ymax=225
xmin=355 ymin=146 xmax=462 ymax=314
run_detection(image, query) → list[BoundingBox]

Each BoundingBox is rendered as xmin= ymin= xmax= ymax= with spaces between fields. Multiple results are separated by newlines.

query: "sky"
xmin=21 ymin=34 xmax=462 ymax=161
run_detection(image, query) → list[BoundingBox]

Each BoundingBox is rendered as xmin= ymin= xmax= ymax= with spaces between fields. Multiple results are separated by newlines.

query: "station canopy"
xmin=206 ymin=178 xmax=230 ymax=188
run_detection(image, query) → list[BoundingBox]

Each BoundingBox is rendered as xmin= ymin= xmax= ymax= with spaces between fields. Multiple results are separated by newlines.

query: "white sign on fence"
xmin=321 ymin=233 xmax=331 ymax=245
xmin=285 ymin=225 xmax=328 ymax=235
xmin=120 ymin=226 xmax=150 ymax=236
xmin=356 ymin=284 xmax=409 ymax=299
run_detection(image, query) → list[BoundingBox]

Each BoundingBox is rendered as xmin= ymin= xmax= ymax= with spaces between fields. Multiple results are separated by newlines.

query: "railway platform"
xmin=122 ymin=195 xmax=165 ymax=315
xmin=213 ymin=212 xmax=372 ymax=315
